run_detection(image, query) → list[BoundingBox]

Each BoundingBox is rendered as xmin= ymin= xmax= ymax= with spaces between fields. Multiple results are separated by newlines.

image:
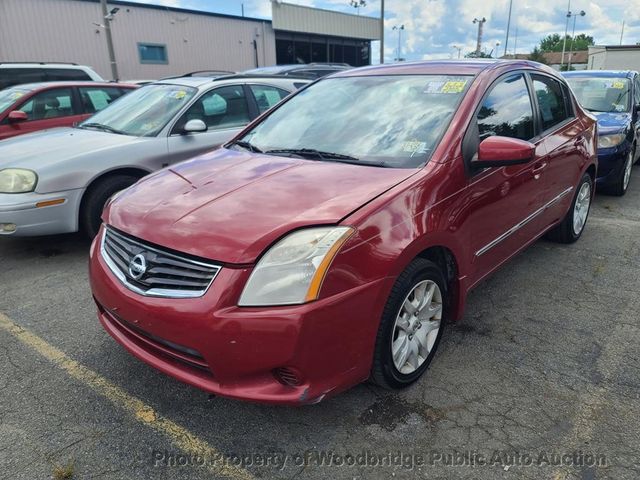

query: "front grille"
xmin=100 ymin=227 xmax=221 ymax=298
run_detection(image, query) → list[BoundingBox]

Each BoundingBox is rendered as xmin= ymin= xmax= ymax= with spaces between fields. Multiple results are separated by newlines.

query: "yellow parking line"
xmin=0 ymin=312 xmax=253 ymax=480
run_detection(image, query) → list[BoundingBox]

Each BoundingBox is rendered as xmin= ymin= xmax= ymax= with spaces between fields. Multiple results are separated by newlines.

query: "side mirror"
xmin=183 ymin=119 xmax=207 ymax=134
xmin=472 ymin=136 xmax=536 ymax=169
xmin=7 ymin=111 xmax=28 ymax=123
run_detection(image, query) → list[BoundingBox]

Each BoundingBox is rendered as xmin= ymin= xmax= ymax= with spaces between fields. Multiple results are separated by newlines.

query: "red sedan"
xmin=0 ymin=81 xmax=136 ymax=140
xmin=90 ymin=60 xmax=597 ymax=405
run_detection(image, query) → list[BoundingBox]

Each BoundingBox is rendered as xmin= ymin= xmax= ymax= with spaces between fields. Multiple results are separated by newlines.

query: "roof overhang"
xmin=271 ymin=1 xmax=380 ymax=40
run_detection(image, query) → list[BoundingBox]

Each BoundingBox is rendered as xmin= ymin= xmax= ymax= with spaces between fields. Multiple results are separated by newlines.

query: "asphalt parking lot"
xmin=1 ymin=170 xmax=639 ymax=480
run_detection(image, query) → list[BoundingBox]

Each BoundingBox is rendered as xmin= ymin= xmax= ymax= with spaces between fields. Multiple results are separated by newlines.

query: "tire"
xmin=546 ymin=173 xmax=593 ymax=244
xmin=80 ymin=175 xmax=139 ymax=239
xmin=370 ymin=258 xmax=447 ymax=389
xmin=604 ymin=148 xmax=633 ymax=196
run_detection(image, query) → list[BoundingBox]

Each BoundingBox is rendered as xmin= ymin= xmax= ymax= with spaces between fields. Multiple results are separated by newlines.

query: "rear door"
xmin=464 ymin=72 xmax=549 ymax=285
xmin=0 ymin=86 xmax=84 ymax=138
xmin=529 ymin=73 xmax=583 ymax=229
xmin=166 ymin=84 xmax=252 ymax=163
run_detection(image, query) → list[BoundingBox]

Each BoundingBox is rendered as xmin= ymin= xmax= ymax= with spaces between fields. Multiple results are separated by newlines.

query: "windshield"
xmin=0 ymin=87 xmax=31 ymax=113
xmin=79 ymin=83 xmax=197 ymax=136
xmin=566 ymin=76 xmax=631 ymax=113
xmin=235 ymin=75 xmax=472 ymax=168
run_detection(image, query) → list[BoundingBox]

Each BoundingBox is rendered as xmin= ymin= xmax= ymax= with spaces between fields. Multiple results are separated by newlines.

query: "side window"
xmin=635 ymin=77 xmax=640 ymax=106
xmin=249 ymin=85 xmax=289 ymax=114
xmin=477 ymin=74 xmax=534 ymax=141
xmin=561 ymin=83 xmax=575 ymax=117
xmin=532 ymin=75 xmax=569 ymax=131
xmin=1 ymin=68 xmax=47 ymax=89
xmin=175 ymin=85 xmax=250 ymax=133
xmin=18 ymin=88 xmax=75 ymax=121
xmin=45 ymin=68 xmax=91 ymax=82
xmin=79 ymin=87 xmax=125 ymax=113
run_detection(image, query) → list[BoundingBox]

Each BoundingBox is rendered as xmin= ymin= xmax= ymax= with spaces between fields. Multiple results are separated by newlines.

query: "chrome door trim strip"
xmin=475 ymin=186 xmax=574 ymax=257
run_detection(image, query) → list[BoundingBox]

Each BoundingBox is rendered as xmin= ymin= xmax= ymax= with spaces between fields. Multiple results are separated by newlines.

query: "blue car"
xmin=564 ymin=70 xmax=640 ymax=196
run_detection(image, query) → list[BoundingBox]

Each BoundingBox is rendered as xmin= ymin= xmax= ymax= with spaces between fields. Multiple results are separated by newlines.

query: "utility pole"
xmin=620 ymin=20 xmax=625 ymax=45
xmin=100 ymin=0 xmax=119 ymax=81
xmin=473 ymin=17 xmax=486 ymax=57
xmin=379 ymin=0 xmax=385 ymax=64
xmin=560 ymin=0 xmax=571 ymax=68
xmin=453 ymin=45 xmax=462 ymax=59
xmin=503 ymin=0 xmax=513 ymax=57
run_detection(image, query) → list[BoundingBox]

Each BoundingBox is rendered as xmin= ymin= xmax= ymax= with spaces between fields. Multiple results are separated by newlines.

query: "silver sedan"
xmin=0 ymin=75 xmax=308 ymax=237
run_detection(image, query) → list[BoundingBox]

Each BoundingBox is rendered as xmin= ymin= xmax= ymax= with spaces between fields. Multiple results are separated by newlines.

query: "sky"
xmin=126 ymin=0 xmax=640 ymax=63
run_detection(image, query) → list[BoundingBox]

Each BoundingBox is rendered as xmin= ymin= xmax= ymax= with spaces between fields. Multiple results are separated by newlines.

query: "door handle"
xmin=532 ymin=161 xmax=547 ymax=179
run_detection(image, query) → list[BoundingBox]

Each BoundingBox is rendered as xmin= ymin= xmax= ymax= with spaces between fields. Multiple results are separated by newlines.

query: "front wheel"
xmin=370 ymin=258 xmax=447 ymax=389
xmin=606 ymin=149 xmax=633 ymax=196
xmin=80 ymin=175 xmax=140 ymax=239
xmin=546 ymin=173 xmax=593 ymax=244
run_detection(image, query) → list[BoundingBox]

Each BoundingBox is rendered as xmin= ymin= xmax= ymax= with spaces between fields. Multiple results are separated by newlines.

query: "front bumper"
xmin=89 ymin=229 xmax=389 ymax=405
xmin=0 ymin=189 xmax=83 ymax=236
xmin=596 ymin=143 xmax=632 ymax=187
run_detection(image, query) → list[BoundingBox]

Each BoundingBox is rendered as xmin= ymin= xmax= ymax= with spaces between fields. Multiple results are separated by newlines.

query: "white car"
xmin=0 ymin=62 xmax=103 ymax=90
xmin=0 ymin=74 xmax=309 ymax=238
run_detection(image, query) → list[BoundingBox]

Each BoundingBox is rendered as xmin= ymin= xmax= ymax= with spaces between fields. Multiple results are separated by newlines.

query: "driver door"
xmin=166 ymin=84 xmax=253 ymax=163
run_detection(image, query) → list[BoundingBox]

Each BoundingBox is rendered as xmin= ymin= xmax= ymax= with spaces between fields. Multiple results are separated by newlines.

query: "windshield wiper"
xmin=80 ymin=123 xmax=128 ymax=135
xmin=230 ymin=140 xmax=263 ymax=153
xmin=265 ymin=148 xmax=386 ymax=167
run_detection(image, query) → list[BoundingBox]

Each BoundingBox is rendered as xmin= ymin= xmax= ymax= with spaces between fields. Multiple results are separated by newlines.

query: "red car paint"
xmin=89 ymin=60 xmax=597 ymax=405
xmin=0 ymin=81 xmax=136 ymax=140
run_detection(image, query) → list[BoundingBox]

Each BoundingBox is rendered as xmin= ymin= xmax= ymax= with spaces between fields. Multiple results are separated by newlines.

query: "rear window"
xmin=0 ymin=67 xmax=91 ymax=89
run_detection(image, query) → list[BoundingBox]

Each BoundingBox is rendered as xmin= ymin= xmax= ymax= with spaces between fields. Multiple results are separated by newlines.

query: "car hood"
xmin=593 ymin=111 xmax=631 ymax=135
xmin=107 ymin=148 xmax=418 ymax=264
xmin=0 ymin=127 xmax=140 ymax=170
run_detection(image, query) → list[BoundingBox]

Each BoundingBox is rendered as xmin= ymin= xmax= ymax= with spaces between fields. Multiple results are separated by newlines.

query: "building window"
xmin=138 ymin=43 xmax=168 ymax=64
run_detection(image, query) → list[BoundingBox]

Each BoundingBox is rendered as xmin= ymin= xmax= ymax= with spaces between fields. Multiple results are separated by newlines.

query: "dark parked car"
xmin=243 ymin=63 xmax=351 ymax=79
xmin=0 ymin=81 xmax=136 ymax=140
xmin=90 ymin=60 xmax=597 ymax=405
xmin=564 ymin=70 xmax=640 ymax=195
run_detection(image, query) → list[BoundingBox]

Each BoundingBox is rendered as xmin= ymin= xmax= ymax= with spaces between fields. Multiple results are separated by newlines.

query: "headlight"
xmin=598 ymin=134 xmax=626 ymax=149
xmin=238 ymin=226 xmax=354 ymax=306
xmin=0 ymin=168 xmax=37 ymax=193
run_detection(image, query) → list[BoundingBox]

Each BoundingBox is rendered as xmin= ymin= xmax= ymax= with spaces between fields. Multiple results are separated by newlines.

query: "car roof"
xmin=333 ymin=59 xmax=559 ymax=77
xmin=563 ymin=70 xmax=636 ymax=78
xmin=0 ymin=62 xmax=90 ymax=69
xmin=3 ymin=81 xmax=136 ymax=91
xmin=156 ymin=75 xmax=311 ymax=90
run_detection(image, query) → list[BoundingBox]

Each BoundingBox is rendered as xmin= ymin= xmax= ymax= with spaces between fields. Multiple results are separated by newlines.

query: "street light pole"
xmin=393 ymin=24 xmax=404 ymax=61
xmin=503 ymin=0 xmax=513 ymax=57
xmin=100 ymin=0 xmax=119 ymax=81
xmin=473 ymin=17 xmax=486 ymax=57
xmin=568 ymin=10 xmax=585 ymax=70
xmin=560 ymin=0 xmax=571 ymax=68
xmin=453 ymin=45 xmax=462 ymax=59
xmin=379 ymin=0 xmax=385 ymax=64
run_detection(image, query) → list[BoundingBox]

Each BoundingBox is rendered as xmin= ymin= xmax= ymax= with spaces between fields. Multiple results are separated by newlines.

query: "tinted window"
xmin=45 ymin=68 xmax=91 ymax=81
xmin=249 ymin=85 xmax=289 ymax=114
xmin=176 ymin=85 xmax=250 ymax=132
xmin=79 ymin=86 xmax=126 ymax=113
xmin=138 ymin=44 xmax=168 ymax=64
xmin=18 ymin=88 xmax=75 ymax=120
xmin=0 ymin=68 xmax=46 ymax=89
xmin=532 ymin=75 xmax=568 ymax=130
xmin=478 ymin=74 xmax=534 ymax=141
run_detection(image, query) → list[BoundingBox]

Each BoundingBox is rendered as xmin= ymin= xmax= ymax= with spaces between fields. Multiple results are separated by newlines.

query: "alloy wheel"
xmin=623 ymin=150 xmax=633 ymax=192
xmin=573 ymin=181 xmax=591 ymax=236
xmin=391 ymin=280 xmax=442 ymax=374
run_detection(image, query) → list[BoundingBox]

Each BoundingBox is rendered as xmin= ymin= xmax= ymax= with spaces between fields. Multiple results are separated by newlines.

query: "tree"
xmin=539 ymin=33 xmax=594 ymax=52
xmin=528 ymin=47 xmax=547 ymax=64
xmin=465 ymin=51 xmax=492 ymax=58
